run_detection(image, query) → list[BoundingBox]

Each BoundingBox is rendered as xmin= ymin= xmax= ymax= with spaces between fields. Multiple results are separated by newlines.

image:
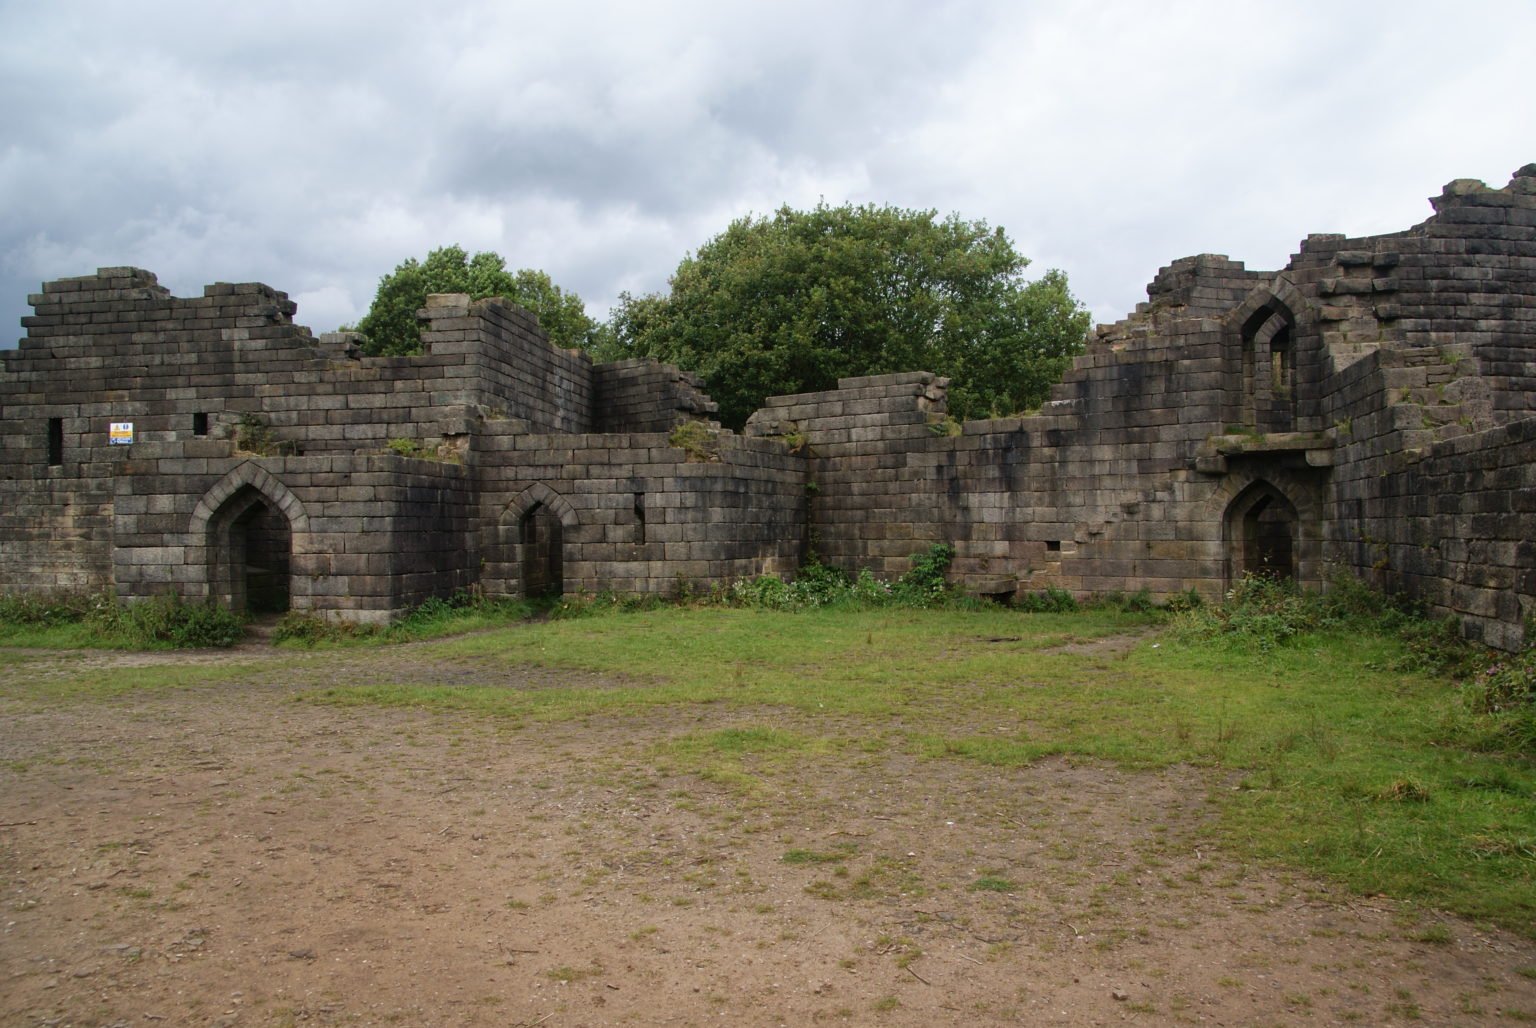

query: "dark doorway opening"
xmin=1226 ymin=481 xmax=1300 ymax=585
xmin=518 ymin=502 xmax=563 ymax=599
xmin=1243 ymin=495 xmax=1296 ymax=580
xmin=235 ymin=500 xmax=292 ymax=613
xmin=210 ymin=486 xmax=292 ymax=614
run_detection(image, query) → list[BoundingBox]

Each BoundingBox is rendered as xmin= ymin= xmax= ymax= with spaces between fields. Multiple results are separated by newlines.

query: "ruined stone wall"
xmin=2 ymin=269 xmax=491 ymax=462
xmin=1 ymin=269 xmax=337 ymax=592
xmin=1313 ymin=341 xmax=1536 ymax=650
xmin=0 ymin=478 xmax=114 ymax=593
xmin=592 ymin=359 xmax=718 ymax=434
xmin=1406 ymin=420 xmax=1536 ymax=650
xmin=746 ymin=372 xmax=950 ymax=579
xmin=1283 ymin=166 xmax=1536 ymax=405
xmin=5 ymin=166 xmax=1534 ymax=646
xmin=753 ymin=308 xmax=1307 ymax=602
xmin=108 ymin=451 xmax=476 ymax=623
xmin=744 ymin=166 xmax=1534 ymax=649
xmin=475 ymin=426 xmax=804 ymax=598
xmin=416 ymin=293 xmax=593 ymax=433
xmin=1 ymin=267 xmax=729 ymax=612
xmin=1292 ymin=169 xmax=1536 ymax=647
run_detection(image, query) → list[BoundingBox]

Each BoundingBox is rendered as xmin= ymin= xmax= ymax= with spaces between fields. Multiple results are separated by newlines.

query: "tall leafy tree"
xmin=606 ymin=203 xmax=1091 ymax=428
xmin=356 ymin=245 xmax=597 ymax=356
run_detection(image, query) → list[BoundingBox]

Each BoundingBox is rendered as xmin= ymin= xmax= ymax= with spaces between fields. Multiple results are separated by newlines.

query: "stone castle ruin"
xmin=4 ymin=167 xmax=1535 ymax=648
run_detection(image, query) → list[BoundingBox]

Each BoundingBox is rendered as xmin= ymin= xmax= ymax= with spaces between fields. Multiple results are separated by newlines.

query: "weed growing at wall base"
xmin=96 ymin=594 xmax=245 ymax=648
xmin=0 ymin=591 xmax=243 ymax=649
xmin=1172 ymin=573 xmax=1472 ymax=673
xmin=0 ymin=590 xmax=104 ymax=627
xmin=728 ymin=544 xmax=959 ymax=611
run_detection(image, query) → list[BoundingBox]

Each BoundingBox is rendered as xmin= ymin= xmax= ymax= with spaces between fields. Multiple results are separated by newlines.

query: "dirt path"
xmin=1 ymin=645 xmax=1533 ymax=1026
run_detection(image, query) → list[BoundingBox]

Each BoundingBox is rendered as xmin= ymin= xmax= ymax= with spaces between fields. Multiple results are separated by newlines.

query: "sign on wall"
xmin=109 ymin=422 xmax=133 ymax=445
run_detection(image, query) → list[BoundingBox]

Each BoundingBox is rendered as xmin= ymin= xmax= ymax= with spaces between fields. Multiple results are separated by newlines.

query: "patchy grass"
xmin=303 ymin=606 xmax=1154 ymax=719
xmin=296 ymin=603 xmax=1536 ymax=934
xmin=0 ymin=662 xmax=247 ymax=703
xmin=272 ymin=592 xmax=542 ymax=647
xmin=970 ymin=876 xmax=1017 ymax=893
xmin=7 ymin=591 xmax=1529 ymax=937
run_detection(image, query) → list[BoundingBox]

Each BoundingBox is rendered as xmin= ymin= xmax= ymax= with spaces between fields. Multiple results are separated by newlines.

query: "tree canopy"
xmin=355 ymin=245 xmax=598 ymax=356
xmin=604 ymin=202 xmax=1091 ymax=428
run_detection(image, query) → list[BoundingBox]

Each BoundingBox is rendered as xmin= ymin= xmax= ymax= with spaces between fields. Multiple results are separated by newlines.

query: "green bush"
xmin=0 ymin=590 xmax=104 ymax=626
xmin=1163 ymin=587 xmax=1204 ymax=613
xmin=1462 ymin=651 xmax=1536 ymax=714
xmin=1172 ymin=573 xmax=1477 ymax=678
xmin=728 ymin=545 xmax=957 ymax=612
xmin=1016 ymin=586 xmax=1078 ymax=613
xmin=729 ymin=574 xmax=799 ymax=610
xmin=1108 ymin=588 xmax=1157 ymax=613
xmin=273 ymin=590 xmax=539 ymax=646
xmin=1174 ymin=575 xmax=1349 ymax=649
xmin=1174 ymin=575 xmax=1320 ymax=648
xmin=1441 ymin=646 xmax=1536 ymax=756
xmin=272 ymin=610 xmax=378 ymax=646
xmin=850 ymin=567 xmax=893 ymax=605
xmin=792 ymin=560 xmax=858 ymax=606
xmin=0 ymin=589 xmax=244 ymax=648
xmin=549 ymin=591 xmax=663 ymax=619
xmin=91 ymin=593 xmax=245 ymax=649
xmin=890 ymin=543 xmax=955 ymax=607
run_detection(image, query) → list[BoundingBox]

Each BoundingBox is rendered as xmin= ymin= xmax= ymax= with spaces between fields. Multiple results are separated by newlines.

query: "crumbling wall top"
xmin=1430 ymin=165 xmax=1536 ymax=212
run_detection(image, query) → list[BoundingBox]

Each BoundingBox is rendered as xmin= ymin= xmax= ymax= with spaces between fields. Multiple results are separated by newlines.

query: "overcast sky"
xmin=3 ymin=1 xmax=1533 ymax=343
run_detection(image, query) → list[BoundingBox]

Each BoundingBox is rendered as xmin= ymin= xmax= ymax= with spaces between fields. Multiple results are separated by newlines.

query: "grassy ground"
xmin=270 ymin=603 xmax=1536 ymax=936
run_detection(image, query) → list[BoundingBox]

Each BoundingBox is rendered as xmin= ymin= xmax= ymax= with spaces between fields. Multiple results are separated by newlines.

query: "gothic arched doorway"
xmin=208 ymin=484 xmax=293 ymax=613
xmin=1225 ymin=480 xmax=1299 ymax=585
xmin=485 ymin=484 xmax=577 ymax=600
xmin=518 ymin=501 xmax=564 ymax=599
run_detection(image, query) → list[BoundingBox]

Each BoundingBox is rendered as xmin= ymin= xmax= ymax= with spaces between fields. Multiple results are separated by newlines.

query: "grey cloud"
xmin=4 ymin=0 xmax=1536 ymax=344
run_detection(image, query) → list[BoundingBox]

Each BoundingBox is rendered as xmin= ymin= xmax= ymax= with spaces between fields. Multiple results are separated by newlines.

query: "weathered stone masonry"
xmin=4 ymin=166 xmax=1534 ymax=646
xmin=1 ymin=278 xmax=803 ymax=622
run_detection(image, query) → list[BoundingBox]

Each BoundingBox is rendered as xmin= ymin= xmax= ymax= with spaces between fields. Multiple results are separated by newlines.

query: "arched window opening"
xmin=1270 ymin=325 xmax=1293 ymax=405
xmin=1239 ymin=304 xmax=1297 ymax=433
xmin=483 ymin=484 xmax=575 ymax=601
xmin=518 ymin=501 xmax=564 ymax=599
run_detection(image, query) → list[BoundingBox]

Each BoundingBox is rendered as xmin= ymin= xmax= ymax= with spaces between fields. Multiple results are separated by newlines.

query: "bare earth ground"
xmin=2 ymin=639 xmax=1534 ymax=1027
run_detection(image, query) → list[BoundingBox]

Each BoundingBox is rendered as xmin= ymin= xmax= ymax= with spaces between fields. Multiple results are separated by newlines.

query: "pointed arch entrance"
xmin=1224 ymin=479 xmax=1300 ymax=585
xmin=485 ymin=484 xmax=577 ymax=600
xmin=190 ymin=463 xmax=308 ymax=613
xmin=518 ymin=501 xmax=563 ymax=599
